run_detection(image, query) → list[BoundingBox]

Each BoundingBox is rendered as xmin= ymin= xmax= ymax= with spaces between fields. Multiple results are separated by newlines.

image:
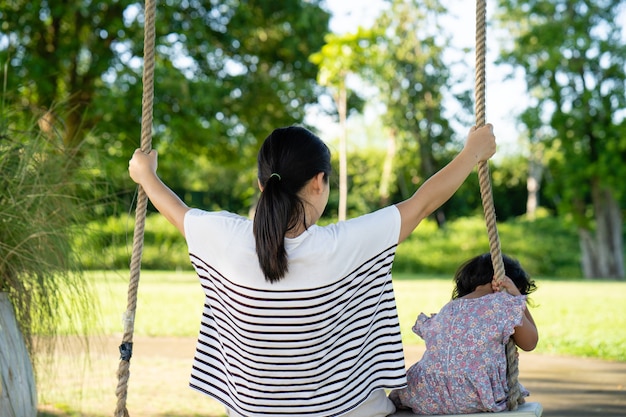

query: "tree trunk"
xmin=578 ymin=184 xmax=624 ymax=279
xmin=336 ymin=82 xmax=348 ymax=222
xmin=417 ymin=124 xmax=445 ymax=227
xmin=526 ymin=156 xmax=544 ymax=219
xmin=379 ymin=130 xmax=397 ymax=207
xmin=0 ymin=293 xmax=37 ymax=417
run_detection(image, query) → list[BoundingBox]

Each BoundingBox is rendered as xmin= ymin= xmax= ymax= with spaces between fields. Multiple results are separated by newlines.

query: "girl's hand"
xmin=465 ymin=124 xmax=496 ymax=163
xmin=129 ymin=148 xmax=158 ymax=185
xmin=492 ymin=276 xmax=522 ymax=296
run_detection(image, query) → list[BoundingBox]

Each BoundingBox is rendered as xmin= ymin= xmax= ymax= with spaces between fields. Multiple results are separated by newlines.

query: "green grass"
xmin=72 ymin=270 xmax=626 ymax=362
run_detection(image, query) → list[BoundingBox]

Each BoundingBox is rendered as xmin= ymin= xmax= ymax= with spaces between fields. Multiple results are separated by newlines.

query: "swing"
xmin=114 ymin=1 xmax=542 ymax=416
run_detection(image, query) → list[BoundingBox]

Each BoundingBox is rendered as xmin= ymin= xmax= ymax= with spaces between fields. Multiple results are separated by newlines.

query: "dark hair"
xmin=452 ymin=253 xmax=537 ymax=299
xmin=253 ymin=126 xmax=331 ymax=283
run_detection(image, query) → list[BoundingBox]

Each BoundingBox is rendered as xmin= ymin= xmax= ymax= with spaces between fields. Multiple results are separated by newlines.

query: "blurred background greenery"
xmin=2 ymin=0 xmax=625 ymax=279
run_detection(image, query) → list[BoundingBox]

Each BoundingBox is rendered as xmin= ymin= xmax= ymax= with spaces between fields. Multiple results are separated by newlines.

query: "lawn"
xmin=74 ymin=270 xmax=626 ymax=361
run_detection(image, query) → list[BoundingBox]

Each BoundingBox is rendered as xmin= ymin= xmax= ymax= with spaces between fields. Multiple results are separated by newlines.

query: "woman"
xmin=128 ymin=124 xmax=496 ymax=417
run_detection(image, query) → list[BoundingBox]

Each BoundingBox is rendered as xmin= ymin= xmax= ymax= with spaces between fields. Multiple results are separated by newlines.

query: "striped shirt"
xmin=184 ymin=206 xmax=407 ymax=416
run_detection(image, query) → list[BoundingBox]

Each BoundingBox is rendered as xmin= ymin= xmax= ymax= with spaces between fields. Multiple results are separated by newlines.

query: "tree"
xmin=310 ymin=29 xmax=376 ymax=221
xmin=496 ymin=0 xmax=626 ymax=279
xmin=0 ymin=1 xmax=331 ymax=211
xmin=365 ymin=0 xmax=464 ymax=226
xmin=0 ymin=1 xmax=134 ymax=155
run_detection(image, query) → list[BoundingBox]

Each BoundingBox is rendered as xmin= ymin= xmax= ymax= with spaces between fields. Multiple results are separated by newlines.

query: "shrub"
xmin=82 ymin=212 xmax=583 ymax=278
xmin=0 ymin=110 xmax=95 ymax=358
xmin=394 ymin=215 xmax=581 ymax=278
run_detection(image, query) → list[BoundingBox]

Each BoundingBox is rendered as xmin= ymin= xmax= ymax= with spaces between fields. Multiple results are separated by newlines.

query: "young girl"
xmin=389 ymin=253 xmax=538 ymax=415
xmin=128 ymin=124 xmax=496 ymax=417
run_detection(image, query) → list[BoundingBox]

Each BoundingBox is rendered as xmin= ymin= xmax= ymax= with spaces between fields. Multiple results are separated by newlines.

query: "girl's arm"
xmin=128 ymin=149 xmax=190 ymax=236
xmin=494 ymin=277 xmax=539 ymax=351
xmin=513 ymin=308 xmax=539 ymax=351
xmin=395 ymin=124 xmax=496 ymax=242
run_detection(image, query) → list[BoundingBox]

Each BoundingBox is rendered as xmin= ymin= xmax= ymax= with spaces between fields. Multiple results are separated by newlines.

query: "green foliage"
xmin=76 ymin=213 xmax=190 ymax=270
xmin=341 ymin=147 xmax=390 ymax=216
xmin=0 ymin=1 xmax=135 ymax=150
xmin=82 ymin=211 xmax=583 ymax=278
xmin=0 ymin=0 xmax=331 ymax=207
xmin=394 ymin=214 xmax=582 ymax=278
xmin=0 ymin=109 xmax=96 ymax=357
xmin=495 ymin=0 xmax=626 ymax=277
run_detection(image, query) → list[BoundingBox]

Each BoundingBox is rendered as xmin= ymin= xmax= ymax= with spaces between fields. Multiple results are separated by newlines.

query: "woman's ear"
xmin=258 ymin=178 xmax=264 ymax=192
xmin=312 ymin=172 xmax=326 ymax=194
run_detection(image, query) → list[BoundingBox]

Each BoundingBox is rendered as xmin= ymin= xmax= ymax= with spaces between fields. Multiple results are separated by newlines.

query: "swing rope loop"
xmin=114 ymin=1 xmax=157 ymax=416
xmin=474 ymin=0 xmax=523 ymax=410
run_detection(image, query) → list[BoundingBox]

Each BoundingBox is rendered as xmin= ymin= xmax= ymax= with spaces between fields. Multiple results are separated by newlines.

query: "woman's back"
xmin=184 ymin=206 xmax=407 ymax=416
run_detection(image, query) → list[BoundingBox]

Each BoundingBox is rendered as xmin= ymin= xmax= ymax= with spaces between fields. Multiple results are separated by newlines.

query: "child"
xmin=389 ymin=253 xmax=538 ymax=415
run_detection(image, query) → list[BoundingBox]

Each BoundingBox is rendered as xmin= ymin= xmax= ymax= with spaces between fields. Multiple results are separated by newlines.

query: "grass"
xmin=56 ymin=270 xmax=626 ymax=361
xmin=35 ymin=270 xmax=626 ymax=416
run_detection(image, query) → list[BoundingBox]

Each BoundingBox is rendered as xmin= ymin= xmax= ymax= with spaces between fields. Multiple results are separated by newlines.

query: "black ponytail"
xmin=253 ymin=126 xmax=331 ymax=283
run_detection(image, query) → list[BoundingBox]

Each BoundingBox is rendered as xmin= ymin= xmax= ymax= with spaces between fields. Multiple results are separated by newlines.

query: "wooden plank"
xmin=390 ymin=401 xmax=543 ymax=416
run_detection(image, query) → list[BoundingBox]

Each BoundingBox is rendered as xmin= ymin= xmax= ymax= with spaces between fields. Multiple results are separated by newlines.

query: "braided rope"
xmin=114 ymin=1 xmax=156 ymax=416
xmin=474 ymin=0 xmax=523 ymax=410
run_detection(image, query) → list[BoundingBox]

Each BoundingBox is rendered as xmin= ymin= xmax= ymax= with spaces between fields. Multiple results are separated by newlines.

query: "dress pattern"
xmin=389 ymin=292 xmax=528 ymax=415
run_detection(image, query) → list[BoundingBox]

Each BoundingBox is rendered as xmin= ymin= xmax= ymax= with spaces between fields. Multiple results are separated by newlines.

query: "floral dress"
xmin=389 ymin=292 xmax=528 ymax=415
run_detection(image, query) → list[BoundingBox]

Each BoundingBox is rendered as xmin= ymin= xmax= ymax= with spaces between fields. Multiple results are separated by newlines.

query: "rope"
xmin=474 ymin=0 xmax=523 ymax=410
xmin=114 ymin=1 xmax=157 ymax=416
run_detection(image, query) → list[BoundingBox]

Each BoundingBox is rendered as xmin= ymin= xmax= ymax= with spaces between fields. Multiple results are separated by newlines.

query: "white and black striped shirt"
xmin=184 ymin=206 xmax=407 ymax=416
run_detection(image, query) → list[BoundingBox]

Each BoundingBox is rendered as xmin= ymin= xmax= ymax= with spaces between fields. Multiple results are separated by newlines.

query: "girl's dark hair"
xmin=452 ymin=253 xmax=537 ymax=299
xmin=253 ymin=126 xmax=331 ymax=283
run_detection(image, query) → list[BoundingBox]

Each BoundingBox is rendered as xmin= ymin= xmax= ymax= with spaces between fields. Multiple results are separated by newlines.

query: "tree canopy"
xmin=496 ymin=0 xmax=626 ymax=278
xmin=0 ymin=0 xmax=331 ymax=211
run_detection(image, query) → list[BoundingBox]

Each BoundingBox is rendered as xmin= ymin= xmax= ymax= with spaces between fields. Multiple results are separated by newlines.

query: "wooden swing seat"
xmin=391 ymin=401 xmax=543 ymax=417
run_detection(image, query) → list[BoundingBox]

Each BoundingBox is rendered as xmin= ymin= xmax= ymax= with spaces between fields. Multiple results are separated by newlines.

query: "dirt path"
xmin=39 ymin=336 xmax=626 ymax=417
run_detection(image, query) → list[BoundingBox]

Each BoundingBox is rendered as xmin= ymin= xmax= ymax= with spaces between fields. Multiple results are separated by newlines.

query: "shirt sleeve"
xmin=412 ymin=312 xmax=436 ymax=339
xmin=183 ymin=208 xmax=251 ymax=263
xmin=498 ymin=293 xmax=528 ymax=344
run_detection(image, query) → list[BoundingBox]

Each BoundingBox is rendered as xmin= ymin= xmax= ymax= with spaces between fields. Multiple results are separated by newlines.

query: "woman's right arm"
xmin=128 ymin=149 xmax=190 ymax=236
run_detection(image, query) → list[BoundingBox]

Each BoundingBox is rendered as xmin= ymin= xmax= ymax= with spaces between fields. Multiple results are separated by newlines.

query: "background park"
xmin=1 ymin=0 xmax=625 ymax=416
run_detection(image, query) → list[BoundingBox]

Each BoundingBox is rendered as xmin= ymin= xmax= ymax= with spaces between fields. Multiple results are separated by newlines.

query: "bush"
xmin=82 ymin=211 xmax=583 ymax=278
xmin=78 ymin=213 xmax=190 ymax=270
xmin=0 ymin=110 xmax=96 ymax=358
xmin=394 ymin=214 xmax=581 ymax=278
